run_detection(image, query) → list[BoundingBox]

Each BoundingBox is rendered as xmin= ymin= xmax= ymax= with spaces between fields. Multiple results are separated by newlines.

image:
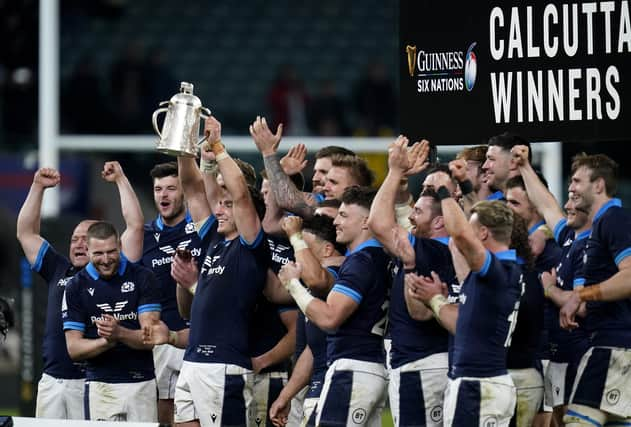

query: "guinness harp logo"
xmin=406 ymin=45 xmax=417 ymax=77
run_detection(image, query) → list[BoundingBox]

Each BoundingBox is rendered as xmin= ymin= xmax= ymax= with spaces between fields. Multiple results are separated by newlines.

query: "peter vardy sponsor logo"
xmin=96 ymin=301 xmax=128 ymax=313
xmin=57 ymin=277 xmax=71 ymax=287
xmin=201 ymin=255 xmax=225 ymax=276
xmin=151 ymin=242 xmax=201 ymax=267
xmin=271 ymin=252 xmax=291 ymax=266
xmin=91 ymin=311 xmax=137 ymax=323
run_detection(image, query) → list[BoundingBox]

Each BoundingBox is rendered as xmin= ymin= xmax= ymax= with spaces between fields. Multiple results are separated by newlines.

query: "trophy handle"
xmin=152 ymin=104 xmax=170 ymax=138
xmin=197 ymin=107 xmax=212 ymax=145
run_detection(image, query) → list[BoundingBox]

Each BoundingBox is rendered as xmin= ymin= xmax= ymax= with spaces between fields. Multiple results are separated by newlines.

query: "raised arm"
xmin=512 ymin=145 xmax=565 ymax=228
xmin=101 ymin=161 xmax=144 ymax=261
xmin=178 ymin=152 xmax=211 ymax=224
xmin=433 ymin=173 xmax=487 ymax=271
xmin=16 ymin=168 xmax=60 ymax=264
xmin=199 ymin=118 xmax=225 ymax=214
xmin=250 ymin=116 xmax=318 ymax=219
xmin=368 ymin=136 xmax=421 ymax=268
xmin=281 ymin=216 xmax=335 ymax=294
xmin=210 ymin=118 xmax=261 ymax=244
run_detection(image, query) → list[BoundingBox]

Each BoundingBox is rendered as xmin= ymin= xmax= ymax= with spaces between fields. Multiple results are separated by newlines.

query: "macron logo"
xmin=87 ymin=288 xmax=95 ymax=296
xmin=96 ymin=300 xmax=128 ymax=313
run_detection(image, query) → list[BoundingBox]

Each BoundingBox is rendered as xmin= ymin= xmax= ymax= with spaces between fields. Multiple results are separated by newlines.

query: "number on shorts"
xmin=503 ymin=274 xmax=525 ymax=348
xmin=371 ymin=300 xmax=390 ymax=336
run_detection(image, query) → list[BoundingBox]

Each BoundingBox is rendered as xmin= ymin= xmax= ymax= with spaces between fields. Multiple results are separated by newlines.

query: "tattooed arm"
xmin=263 ymin=153 xmax=317 ymax=219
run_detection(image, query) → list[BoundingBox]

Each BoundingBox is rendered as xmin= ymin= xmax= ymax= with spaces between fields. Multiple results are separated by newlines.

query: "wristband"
xmin=428 ymin=294 xmax=448 ymax=319
xmin=289 ymin=233 xmax=308 ymax=252
xmin=210 ymin=140 xmax=225 ymax=155
xmin=436 ymin=186 xmax=451 ymax=201
xmin=578 ymin=284 xmax=602 ymax=301
xmin=459 ymin=179 xmax=474 ymax=196
xmin=168 ymin=330 xmax=177 ymax=346
xmin=285 ymin=278 xmax=315 ymax=313
xmin=200 ymin=158 xmax=217 ymax=174
xmin=215 ymin=151 xmax=229 ymax=162
xmin=543 ymin=283 xmax=554 ymax=298
xmin=189 ymin=282 xmax=197 ymax=295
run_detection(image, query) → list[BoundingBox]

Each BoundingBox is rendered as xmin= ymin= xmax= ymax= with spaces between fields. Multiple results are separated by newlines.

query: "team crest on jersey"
xmin=87 ymin=288 xmax=95 ymax=296
xmin=185 ymin=222 xmax=196 ymax=234
xmin=121 ymin=282 xmax=135 ymax=293
xmin=96 ymin=300 xmax=128 ymax=313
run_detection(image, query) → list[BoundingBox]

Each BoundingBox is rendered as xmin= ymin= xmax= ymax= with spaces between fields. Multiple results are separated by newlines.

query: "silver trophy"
xmin=152 ymin=82 xmax=211 ymax=157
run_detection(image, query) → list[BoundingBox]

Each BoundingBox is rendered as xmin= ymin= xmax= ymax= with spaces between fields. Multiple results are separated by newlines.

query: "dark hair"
xmin=317 ymin=198 xmax=341 ymax=209
xmin=260 ymin=169 xmax=305 ymax=191
xmin=419 ymin=187 xmax=443 ymax=217
xmin=87 ymin=221 xmax=119 ymax=242
xmin=510 ymin=214 xmax=534 ymax=269
xmin=233 ymin=158 xmax=257 ymax=187
xmin=340 ymin=186 xmax=377 ymax=210
xmin=303 ymin=215 xmax=337 ymax=245
xmin=488 ymin=132 xmax=532 ymax=163
xmin=315 ymin=145 xmax=356 ymax=159
xmin=456 ymin=145 xmax=488 ymax=163
xmin=248 ymin=185 xmax=266 ymax=221
xmin=150 ymin=162 xmax=178 ymax=179
xmin=570 ymin=152 xmax=618 ymax=197
xmin=506 ymin=173 xmax=549 ymax=192
xmin=425 ymin=163 xmax=451 ymax=177
xmin=330 ymin=154 xmax=375 ymax=187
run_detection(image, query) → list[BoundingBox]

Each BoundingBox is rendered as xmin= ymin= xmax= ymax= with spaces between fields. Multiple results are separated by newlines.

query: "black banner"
xmin=400 ymin=0 xmax=631 ymax=144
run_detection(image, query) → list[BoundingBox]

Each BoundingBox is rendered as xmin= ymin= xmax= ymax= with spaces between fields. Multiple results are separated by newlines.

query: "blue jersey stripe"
xmin=138 ymin=303 xmax=162 ymax=314
xmin=63 ymin=321 xmax=85 ymax=332
xmin=32 ymin=240 xmax=50 ymax=272
xmin=331 ymin=284 xmax=362 ymax=303
xmin=614 ymin=247 xmax=631 ymax=265
xmin=240 ymin=228 xmax=265 ymax=248
xmin=197 ymin=215 xmax=216 ymax=239
xmin=553 ymin=218 xmax=567 ymax=243
xmin=573 ymin=277 xmax=586 ymax=288
xmin=478 ymin=251 xmax=492 ymax=276
xmin=326 ymin=267 xmax=339 ymax=280
xmin=566 ymin=409 xmax=602 ymax=427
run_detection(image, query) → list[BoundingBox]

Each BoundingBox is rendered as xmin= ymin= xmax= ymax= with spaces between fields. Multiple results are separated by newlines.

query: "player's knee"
xmin=563 ymin=404 xmax=606 ymax=427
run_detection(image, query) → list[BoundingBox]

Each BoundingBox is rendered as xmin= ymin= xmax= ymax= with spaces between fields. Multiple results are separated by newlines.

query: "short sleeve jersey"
xmin=548 ymin=219 xmax=590 ymax=362
xmin=31 ymin=241 xmax=85 ymax=379
xmin=574 ymin=199 xmax=631 ymax=347
xmin=184 ymin=217 xmax=270 ymax=369
xmin=326 ymin=239 xmax=390 ymax=364
xmin=141 ymin=213 xmax=209 ymax=330
xmin=62 ymin=256 xmax=161 ymax=383
xmin=451 ymin=250 xmax=523 ymax=378
xmin=388 ymin=235 xmax=454 ymax=369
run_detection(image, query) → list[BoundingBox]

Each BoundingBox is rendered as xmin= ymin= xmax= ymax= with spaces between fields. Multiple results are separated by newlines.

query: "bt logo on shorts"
xmin=430 ymin=405 xmax=442 ymax=423
xmin=483 ymin=416 xmax=498 ymax=427
xmin=352 ymin=408 xmax=367 ymax=424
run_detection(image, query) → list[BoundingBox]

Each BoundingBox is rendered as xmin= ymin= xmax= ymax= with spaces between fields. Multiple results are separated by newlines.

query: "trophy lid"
xmin=180 ymin=82 xmax=194 ymax=94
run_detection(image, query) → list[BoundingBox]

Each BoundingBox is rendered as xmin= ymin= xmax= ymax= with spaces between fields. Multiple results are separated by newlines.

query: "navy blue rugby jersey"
xmin=62 ymin=256 xmax=161 ymax=383
xmin=506 ymin=259 xmax=543 ymax=369
xmin=267 ymin=235 xmax=295 ymax=274
xmin=31 ymin=241 xmax=85 ymax=379
xmin=574 ymin=199 xmax=631 ymax=347
xmin=298 ymin=266 xmax=338 ymax=398
xmin=547 ymin=219 xmax=590 ymax=363
xmin=389 ymin=234 xmax=454 ymax=369
xmin=141 ymin=213 xmax=211 ymax=330
xmin=326 ymin=239 xmax=390 ymax=364
xmin=249 ymin=295 xmax=296 ymax=373
xmin=184 ymin=219 xmax=270 ymax=369
xmin=451 ymin=249 xmax=523 ymax=378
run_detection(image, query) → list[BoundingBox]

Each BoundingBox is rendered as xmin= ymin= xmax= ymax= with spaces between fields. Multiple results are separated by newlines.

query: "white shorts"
xmin=544 ymin=360 xmax=570 ymax=408
xmin=302 ymin=396 xmax=318 ymax=426
xmin=251 ymin=371 xmax=288 ymax=426
xmin=508 ymin=368 xmax=544 ymax=427
xmin=35 ymin=373 xmax=85 ymax=419
xmin=316 ymin=358 xmax=388 ymax=427
xmin=85 ymin=378 xmax=157 ymax=422
xmin=443 ymin=374 xmax=516 ymax=427
xmin=569 ymin=346 xmax=631 ymax=418
xmin=153 ymin=343 xmax=185 ymax=399
xmin=175 ymin=361 xmax=254 ymax=427
xmin=287 ymin=386 xmax=307 ymax=426
xmin=388 ymin=352 xmax=449 ymax=427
